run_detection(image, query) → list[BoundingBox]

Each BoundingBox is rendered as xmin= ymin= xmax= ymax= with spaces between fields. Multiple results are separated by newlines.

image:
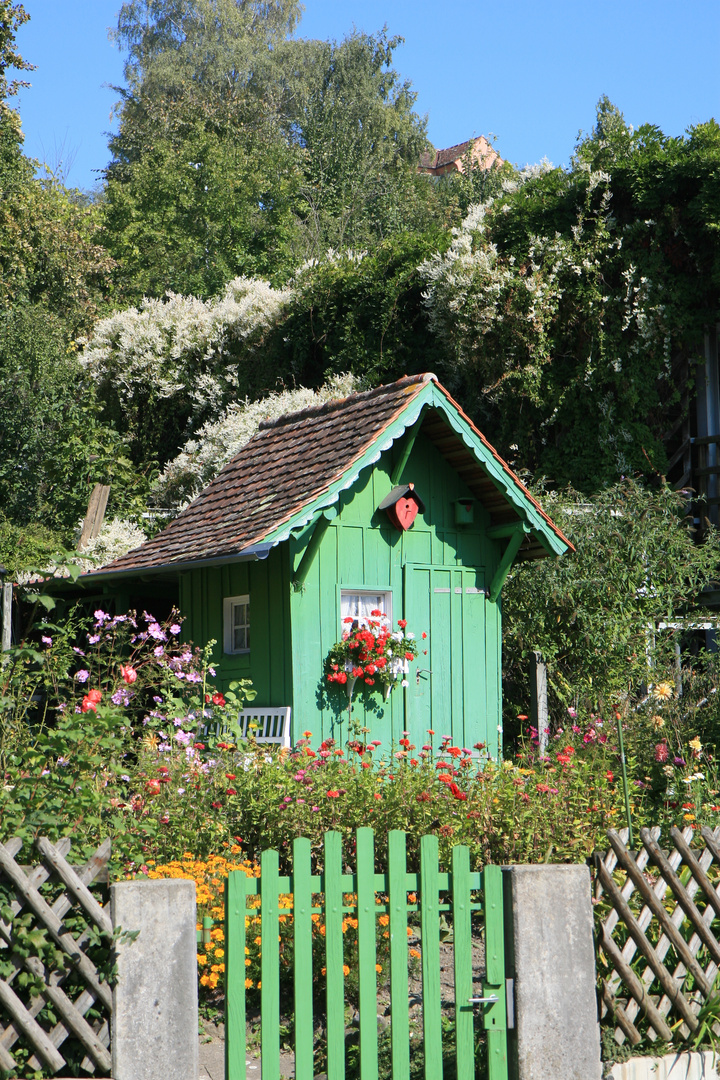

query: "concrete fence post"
xmin=504 ymin=864 xmax=602 ymax=1080
xmin=111 ymin=878 xmax=198 ymax=1080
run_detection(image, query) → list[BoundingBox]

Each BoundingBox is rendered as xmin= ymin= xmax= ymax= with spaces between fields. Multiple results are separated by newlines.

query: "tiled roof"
xmin=419 ymin=137 xmax=497 ymax=171
xmin=94 ymin=374 xmax=432 ymax=576
xmin=92 ymin=372 xmax=572 ymax=578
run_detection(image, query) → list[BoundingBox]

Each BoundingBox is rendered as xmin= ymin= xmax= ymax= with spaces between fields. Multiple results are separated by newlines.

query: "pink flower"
xmin=655 ymin=742 xmax=669 ymax=763
xmin=120 ymin=664 xmax=138 ymax=685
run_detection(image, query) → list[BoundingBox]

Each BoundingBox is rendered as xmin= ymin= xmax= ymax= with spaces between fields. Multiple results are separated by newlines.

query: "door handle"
xmin=416 ymin=668 xmax=432 ymax=684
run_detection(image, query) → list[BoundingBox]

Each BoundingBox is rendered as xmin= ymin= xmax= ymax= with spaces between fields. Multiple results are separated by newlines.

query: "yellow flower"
xmin=378 ymin=915 xmax=389 ymax=927
xmin=653 ymin=682 xmax=673 ymax=701
xmin=690 ymin=736 xmax=702 ymax=752
xmin=684 ymin=814 xmax=696 ymax=822
xmin=375 ymin=964 xmax=382 ymax=973
xmin=197 ymin=954 xmax=208 ymax=966
xmin=246 ymin=958 xmax=252 ymax=967
xmin=651 ymin=715 xmax=665 ymax=730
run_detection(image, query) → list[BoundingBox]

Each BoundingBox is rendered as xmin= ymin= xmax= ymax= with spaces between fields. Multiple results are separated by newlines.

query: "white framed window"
xmin=224 ymin=595 xmax=250 ymax=654
xmin=340 ymin=590 xmax=392 ymax=630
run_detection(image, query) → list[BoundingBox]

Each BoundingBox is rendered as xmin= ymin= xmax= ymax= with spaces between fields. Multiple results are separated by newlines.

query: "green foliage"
xmin=0 ymin=303 xmax=143 ymax=533
xmin=251 ymin=231 xmax=451 ymax=396
xmin=102 ymin=90 xmax=303 ymax=300
xmin=0 ymin=0 xmax=32 ymax=106
xmin=502 ymin=480 xmax=720 ymax=724
xmin=0 ymin=515 xmax=66 ymax=579
xmin=419 ymin=101 xmax=720 ymax=489
xmin=288 ymin=29 xmax=433 ymax=257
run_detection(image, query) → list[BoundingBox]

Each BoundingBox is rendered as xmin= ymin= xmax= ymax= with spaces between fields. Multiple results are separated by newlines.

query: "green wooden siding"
xmin=179 ymin=431 xmax=506 ymax=752
xmin=179 ymin=544 xmax=292 ymax=706
xmin=289 ymin=432 xmax=503 ymax=752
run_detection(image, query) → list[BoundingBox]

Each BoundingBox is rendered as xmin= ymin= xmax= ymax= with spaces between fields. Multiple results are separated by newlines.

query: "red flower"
xmin=194 ymin=742 xmax=206 ymax=750
xmin=120 ymin=665 xmax=137 ymax=685
xmin=605 ymin=771 xmax=614 ymax=782
xmin=212 ymin=801 xmax=223 ymax=809
xmin=145 ymin=779 xmax=161 ymax=795
xmin=226 ymin=773 xmax=236 ymax=780
xmin=226 ymin=788 xmax=237 ymax=795
xmin=81 ymin=696 xmax=97 ymax=713
xmin=397 ymin=619 xmax=407 ymax=628
xmin=421 ymin=632 xmax=427 ymax=639
xmin=327 ymin=790 xmax=340 ymax=798
xmin=416 ymin=791 xmax=431 ymax=802
xmin=654 ymin=742 xmax=669 ymax=763
xmin=404 ymin=651 xmax=414 ymax=660
xmin=212 ymin=692 xmax=225 ymax=706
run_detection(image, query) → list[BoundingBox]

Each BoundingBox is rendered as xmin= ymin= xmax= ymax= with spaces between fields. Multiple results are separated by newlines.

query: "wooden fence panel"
xmin=595 ymin=825 xmax=720 ymax=1049
xmin=0 ymin=837 xmax=112 ymax=1076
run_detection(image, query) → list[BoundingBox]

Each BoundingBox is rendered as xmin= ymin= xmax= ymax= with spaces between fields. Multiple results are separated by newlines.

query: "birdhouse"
xmin=378 ymin=483 xmax=425 ymax=531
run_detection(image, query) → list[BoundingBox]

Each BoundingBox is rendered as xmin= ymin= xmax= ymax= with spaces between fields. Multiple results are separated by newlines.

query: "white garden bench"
xmin=203 ymin=707 xmax=292 ymax=748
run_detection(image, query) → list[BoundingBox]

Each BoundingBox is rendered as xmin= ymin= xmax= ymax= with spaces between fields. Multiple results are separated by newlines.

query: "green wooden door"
xmin=404 ymin=564 xmax=488 ymax=750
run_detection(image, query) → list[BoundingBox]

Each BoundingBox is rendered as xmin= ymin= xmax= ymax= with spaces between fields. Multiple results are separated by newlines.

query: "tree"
xmin=421 ymin=103 xmax=720 ymax=490
xmin=102 ymin=0 xmax=306 ymax=299
xmin=286 ymin=30 xmax=433 ymax=257
xmin=502 ymin=481 xmax=720 ymax=726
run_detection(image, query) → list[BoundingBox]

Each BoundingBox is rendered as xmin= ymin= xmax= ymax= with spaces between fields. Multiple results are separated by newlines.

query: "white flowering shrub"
xmin=420 ymin=166 xmax=672 ymax=484
xmin=76 ymin=517 xmax=147 ymax=570
xmin=152 ymin=373 xmax=360 ymax=511
xmin=80 ymin=276 xmax=292 ymax=460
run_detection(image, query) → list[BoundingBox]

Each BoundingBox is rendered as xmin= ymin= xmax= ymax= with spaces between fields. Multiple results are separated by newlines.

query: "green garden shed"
xmin=89 ymin=374 xmax=572 ymax=755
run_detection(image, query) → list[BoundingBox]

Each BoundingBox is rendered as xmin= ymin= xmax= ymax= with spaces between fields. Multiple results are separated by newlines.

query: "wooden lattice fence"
xmin=595 ymin=824 xmax=720 ymax=1048
xmin=0 ymin=837 xmax=113 ymax=1076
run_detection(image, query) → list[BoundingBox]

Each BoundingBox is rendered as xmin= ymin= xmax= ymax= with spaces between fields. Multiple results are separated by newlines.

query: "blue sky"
xmin=14 ymin=0 xmax=720 ymax=191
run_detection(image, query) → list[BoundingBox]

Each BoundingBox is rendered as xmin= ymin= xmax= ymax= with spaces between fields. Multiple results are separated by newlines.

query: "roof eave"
xmin=78 ymin=542 xmax=275 ymax=584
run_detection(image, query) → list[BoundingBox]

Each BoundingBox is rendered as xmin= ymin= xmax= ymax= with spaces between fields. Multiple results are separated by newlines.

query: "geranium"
xmin=120 ymin=664 xmax=138 ymax=684
xmin=324 ymin=612 xmax=424 ymax=698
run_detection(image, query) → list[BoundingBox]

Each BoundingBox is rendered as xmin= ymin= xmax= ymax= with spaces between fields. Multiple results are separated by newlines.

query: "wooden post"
xmin=78 ymin=484 xmax=110 ymax=550
xmin=1 ymin=581 xmax=12 ymax=652
xmin=530 ymin=651 xmax=548 ymax=755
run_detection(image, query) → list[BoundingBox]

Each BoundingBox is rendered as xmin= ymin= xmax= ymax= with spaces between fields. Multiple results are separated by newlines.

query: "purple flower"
xmin=87 ymin=634 xmax=100 ymax=645
xmin=208 ymin=667 xmax=216 ymax=677
xmin=111 ymin=687 xmax=131 ymax=706
xmin=72 ymin=646 xmax=86 ymax=656
xmin=173 ymin=717 xmax=185 ymax=727
xmin=41 ymin=635 xmax=52 ymax=646
xmin=148 ymin=623 xmax=167 ymax=641
xmin=121 ymin=774 xmax=130 ymax=781
xmin=175 ymin=731 xmax=192 ymax=746
xmin=153 ymin=695 xmax=163 ymax=704
xmin=94 ymin=610 xmax=110 ymax=624
xmin=75 ymin=669 xmax=90 ymax=683
xmin=170 ymin=624 xmax=182 ymax=635
xmin=153 ymin=645 xmax=165 ymax=658
xmin=185 ymin=671 xmax=202 ymax=683
xmin=674 ymin=757 xmax=686 ymax=767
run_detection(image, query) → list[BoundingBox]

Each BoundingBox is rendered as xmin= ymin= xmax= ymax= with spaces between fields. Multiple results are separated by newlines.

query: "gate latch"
xmin=467 ymin=996 xmax=498 ymax=1004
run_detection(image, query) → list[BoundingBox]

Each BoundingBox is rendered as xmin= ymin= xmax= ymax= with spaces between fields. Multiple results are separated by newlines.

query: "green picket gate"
xmin=224 ymin=828 xmax=509 ymax=1080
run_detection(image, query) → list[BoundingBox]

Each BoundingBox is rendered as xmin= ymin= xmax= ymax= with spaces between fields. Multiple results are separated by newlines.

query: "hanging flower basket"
xmin=325 ymin=611 xmax=425 ymax=700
